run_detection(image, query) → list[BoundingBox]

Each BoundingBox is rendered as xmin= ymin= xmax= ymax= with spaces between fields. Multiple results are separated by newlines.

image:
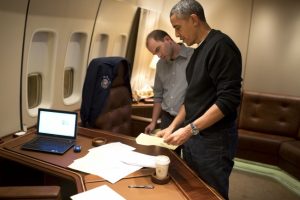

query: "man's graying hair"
xmin=170 ymin=0 xmax=206 ymax=22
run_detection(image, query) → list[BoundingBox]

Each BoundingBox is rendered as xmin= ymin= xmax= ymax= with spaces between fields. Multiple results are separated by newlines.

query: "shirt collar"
xmin=177 ymin=44 xmax=191 ymax=59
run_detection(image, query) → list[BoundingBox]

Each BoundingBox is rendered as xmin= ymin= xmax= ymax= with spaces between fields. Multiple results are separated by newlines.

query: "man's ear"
xmin=190 ymin=14 xmax=200 ymax=26
xmin=164 ymin=35 xmax=172 ymax=42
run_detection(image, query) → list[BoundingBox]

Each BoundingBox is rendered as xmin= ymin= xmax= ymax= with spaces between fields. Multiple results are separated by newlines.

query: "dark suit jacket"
xmin=80 ymin=57 xmax=131 ymax=127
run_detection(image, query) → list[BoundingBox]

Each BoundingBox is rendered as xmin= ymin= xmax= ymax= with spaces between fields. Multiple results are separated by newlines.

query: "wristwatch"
xmin=190 ymin=122 xmax=199 ymax=136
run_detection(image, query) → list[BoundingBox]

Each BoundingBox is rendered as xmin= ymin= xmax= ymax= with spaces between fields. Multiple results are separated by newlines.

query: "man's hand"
xmin=144 ymin=122 xmax=156 ymax=134
xmin=155 ymin=126 xmax=173 ymax=139
xmin=163 ymin=126 xmax=192 ymax=146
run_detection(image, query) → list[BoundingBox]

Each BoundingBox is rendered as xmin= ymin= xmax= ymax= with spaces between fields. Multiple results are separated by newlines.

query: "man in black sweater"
xmin=156 ymin=0 xmax=242 ymax=199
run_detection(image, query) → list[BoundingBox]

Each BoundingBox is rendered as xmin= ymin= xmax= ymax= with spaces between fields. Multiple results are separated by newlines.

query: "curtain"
xmin=130 ymin=8 xmax=159 ymax=94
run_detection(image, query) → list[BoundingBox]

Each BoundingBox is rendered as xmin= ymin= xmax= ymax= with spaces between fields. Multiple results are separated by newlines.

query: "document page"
xmin=136 ymin=133 xmax=178 ymax=150
xmin=68 ymin=142 xmax=142 ymax=183
xmin=71 ymin=185 xmax=125 ymax=200
xmin=119 ymin=151 xmax=156 ymax=168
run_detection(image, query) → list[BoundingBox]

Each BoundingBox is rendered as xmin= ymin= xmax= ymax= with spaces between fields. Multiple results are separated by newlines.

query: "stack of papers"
xmin=136 ymin=133 xmax=178 ymax=150
xmin=68 ymin=142 xmax=156 ymax=183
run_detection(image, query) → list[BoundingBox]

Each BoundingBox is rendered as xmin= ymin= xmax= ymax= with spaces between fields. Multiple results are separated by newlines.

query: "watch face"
xmin=192 ymin=129 xmax=199 ymax=135
xmin=190 ymin=123 xmax=199 ymax=135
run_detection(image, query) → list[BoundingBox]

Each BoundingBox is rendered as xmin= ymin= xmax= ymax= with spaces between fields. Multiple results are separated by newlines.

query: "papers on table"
xmin=136 ymin=133 xmax=178 ymax=150
xmin=120 ymin=151 xmax=156 ymax=168
xmin=71 ymin=185 xmax=125 ymax=200
xmin=68 ymin=142 xmax=156 ymax=184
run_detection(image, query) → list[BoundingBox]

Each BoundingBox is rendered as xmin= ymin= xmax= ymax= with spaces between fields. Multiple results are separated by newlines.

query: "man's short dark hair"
xmin=146 ymin=30 xmax=171 ymax=47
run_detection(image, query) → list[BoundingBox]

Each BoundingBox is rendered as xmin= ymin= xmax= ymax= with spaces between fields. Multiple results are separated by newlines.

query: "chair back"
xmin=80 ymin=57 xmax=132 ymax=135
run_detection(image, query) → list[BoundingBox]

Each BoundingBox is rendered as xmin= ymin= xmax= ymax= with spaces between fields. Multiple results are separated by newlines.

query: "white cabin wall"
xmin=89 ymin=0 xmax=137 ymax=61
xmin=244 ymin=0 xmax=300 ymax=96
xmin=21 ymin=0 xmax=100 ymax=128
xmin=0 ymin=0 xmax=28 ymax=136
xmin=0 ymin=0 xmax=144 ymax=137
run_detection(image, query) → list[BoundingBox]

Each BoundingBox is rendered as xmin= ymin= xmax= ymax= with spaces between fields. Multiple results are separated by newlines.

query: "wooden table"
xmin=0 ymin=127 xmax=222 ymax=200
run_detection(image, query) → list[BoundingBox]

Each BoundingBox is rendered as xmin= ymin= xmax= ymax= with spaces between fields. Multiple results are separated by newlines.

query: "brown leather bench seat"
xmin=238 ymin=130 xmax=295 ymax=164
xmin=279 ymin=140 xmax=300 ymax=179
xmin=237 ymin=91 xmax=300 ymax=180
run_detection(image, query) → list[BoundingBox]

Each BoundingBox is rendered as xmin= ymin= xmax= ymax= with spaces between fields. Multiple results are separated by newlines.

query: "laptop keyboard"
xmin=23 ymin=136 xmax=74 ymax=150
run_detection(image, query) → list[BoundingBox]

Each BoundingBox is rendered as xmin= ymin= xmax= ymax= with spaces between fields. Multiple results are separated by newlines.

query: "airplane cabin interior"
xmin=0 ymin=0 xmax=299 ymax=200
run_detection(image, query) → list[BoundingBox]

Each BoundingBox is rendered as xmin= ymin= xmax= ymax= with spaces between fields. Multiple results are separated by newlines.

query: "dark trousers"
xmin=160 ymin=110 xmax=175 ymax=129
xmin=182 ymin=125 xmax=238 ymax=200
xmin=160 ymin=110 xmax=182 ymax=156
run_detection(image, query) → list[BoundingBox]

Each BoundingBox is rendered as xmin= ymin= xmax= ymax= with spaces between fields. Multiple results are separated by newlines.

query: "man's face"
xmin=170 ymin=14 xmax=196 ymax=46
xmin=147 ymin=37 xmax=173 ymax=61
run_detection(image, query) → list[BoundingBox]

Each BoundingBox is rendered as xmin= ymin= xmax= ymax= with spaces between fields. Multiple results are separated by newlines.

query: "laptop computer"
xmin=22 ymin=108 xmax=78 ymax=155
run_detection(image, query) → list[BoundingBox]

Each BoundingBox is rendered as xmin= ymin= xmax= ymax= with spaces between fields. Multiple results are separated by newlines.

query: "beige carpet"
xmin=229 ymin=160 xmax=300 ymax=200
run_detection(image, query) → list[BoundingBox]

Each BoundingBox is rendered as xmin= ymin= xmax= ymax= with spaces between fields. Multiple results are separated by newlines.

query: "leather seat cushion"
xmin=238 ymin=129 xmax=295 ymax=155
xmin=279 ymin=140 xmax=300 ymax=167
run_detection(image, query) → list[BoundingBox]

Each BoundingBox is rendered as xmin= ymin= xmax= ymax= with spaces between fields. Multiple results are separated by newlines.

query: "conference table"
xmin=0 ymin=127 xmax=222 ymax=200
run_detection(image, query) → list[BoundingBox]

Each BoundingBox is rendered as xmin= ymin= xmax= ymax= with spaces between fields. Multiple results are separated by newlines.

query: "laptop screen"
xmin=37 ymin=108 xmax=78 ymax=139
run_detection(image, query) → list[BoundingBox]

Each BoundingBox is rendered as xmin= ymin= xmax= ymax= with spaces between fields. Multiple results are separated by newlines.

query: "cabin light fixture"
xmin=149 ymin=55 xmax=159 ymax=69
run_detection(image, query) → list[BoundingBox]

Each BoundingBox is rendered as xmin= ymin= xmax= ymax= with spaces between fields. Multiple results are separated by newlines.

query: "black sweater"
xmin=184 ymin=30 xmax=242 ymax=131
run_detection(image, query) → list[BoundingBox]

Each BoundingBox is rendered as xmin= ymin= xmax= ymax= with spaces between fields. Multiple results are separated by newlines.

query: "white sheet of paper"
xmin=89 ymin=142 xmax=136 ymax=153
xmin=68 ymin=142 xmax=142 ymax=183
xmin=136 ymin=133 xmax=178 ymax=150
xmin=120 ymin=151 xmax=156 ymax=168
xmin=70 ymin=185 xmax=125 ymax=200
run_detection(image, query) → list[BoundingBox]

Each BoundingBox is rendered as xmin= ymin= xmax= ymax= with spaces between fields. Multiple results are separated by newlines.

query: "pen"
xmin=128 ymin=184 xmax=154 ymax=189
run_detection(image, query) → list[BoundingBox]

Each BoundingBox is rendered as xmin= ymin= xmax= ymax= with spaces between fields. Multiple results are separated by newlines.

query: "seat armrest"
xmin=0 ymin=186 xmax=61 ymax=200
